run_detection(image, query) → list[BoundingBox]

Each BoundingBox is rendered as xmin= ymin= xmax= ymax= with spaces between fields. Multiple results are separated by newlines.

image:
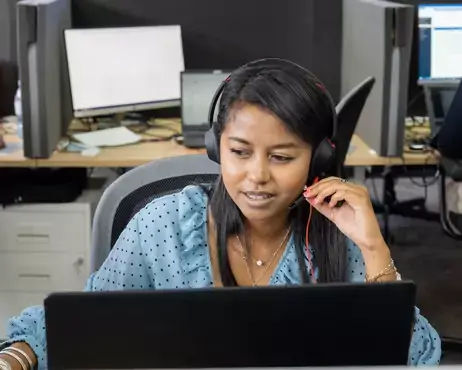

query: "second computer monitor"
xmin=64 ymin=25 xmax=185 ymax=118
xmin=418 ymin=4 xmax=462 ymax=82
xmin=180 ymin=70 xmax=229 ymax=148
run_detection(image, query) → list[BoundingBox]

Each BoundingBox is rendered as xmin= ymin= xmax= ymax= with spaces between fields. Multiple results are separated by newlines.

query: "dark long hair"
xmin=205 ymin=62 xmax=347 ymax=286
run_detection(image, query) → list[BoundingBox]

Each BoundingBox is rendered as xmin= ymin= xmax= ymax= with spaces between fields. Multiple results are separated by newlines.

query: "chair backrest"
xmin=434 ymin=79 xmax=462 ymax=160
xmin=335 ymin=76 xmax=376 ymax=172
xmin=90 ymin=154 xmax=220 ymax=272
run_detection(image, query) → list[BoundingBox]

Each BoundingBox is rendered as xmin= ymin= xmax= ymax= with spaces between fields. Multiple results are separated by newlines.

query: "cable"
xmin=407 ymin=91 xmax=425 ymax=116
xmin=400 ymin=150 xmax=440 ymax=188
xmin=304 ymin=177 xmax=319 ymax=284
xmin=394 ymin=150 xmax=440 ymax=207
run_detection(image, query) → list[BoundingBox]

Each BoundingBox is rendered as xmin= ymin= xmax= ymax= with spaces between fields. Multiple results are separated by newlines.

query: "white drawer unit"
xmin=0 ymin=186 xmax=103 ymax=339
xmin=0 ymin=252 xmax=88 ymax=293
xmin=0 ymin=210 xmax=89 ymax=253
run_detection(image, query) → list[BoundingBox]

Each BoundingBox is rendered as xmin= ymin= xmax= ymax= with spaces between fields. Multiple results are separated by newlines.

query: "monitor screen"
xmin=64 ymin=25 xmax=185 ymax=117
xmin=181 ymin=71 xmax=229 ymax=127
xmin=418 ymin=4 xmax=462 ymax=81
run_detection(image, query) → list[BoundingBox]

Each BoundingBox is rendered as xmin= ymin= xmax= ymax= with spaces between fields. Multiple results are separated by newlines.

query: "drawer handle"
xmin=18 ymin=273 xmax=51 ymax=279
xmin=16 ymin=234 xmax=49 ymax=238
xmin=16 ymin=234 xmax=50 ymax=244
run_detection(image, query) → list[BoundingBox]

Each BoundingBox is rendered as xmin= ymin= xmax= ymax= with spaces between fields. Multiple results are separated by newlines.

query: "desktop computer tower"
xmin=342 ymin=0 xmax=414 ymax=157
xmin=17 ymin=0 xmax=72 ymax=158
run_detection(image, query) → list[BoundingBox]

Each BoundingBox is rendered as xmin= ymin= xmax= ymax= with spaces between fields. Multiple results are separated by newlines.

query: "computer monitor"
xmin=64 ymin=25 xmax=185 ymax=118
xmin=45 ymin=283 xmax=416 ymax=369
xmin=418 ymin=4 xmax=462 ymax=82
xmin=180 ymin=70 xmax=229 ymax=148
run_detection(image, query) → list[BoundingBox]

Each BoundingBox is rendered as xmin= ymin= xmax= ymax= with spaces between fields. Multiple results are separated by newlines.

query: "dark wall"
xmin=71 ymin=0 xmax=343 ymax=101
xmin=0 ymin=0 xmax=18 ymax=116
xmin=0 ymin=62 xmax=17 ymax=117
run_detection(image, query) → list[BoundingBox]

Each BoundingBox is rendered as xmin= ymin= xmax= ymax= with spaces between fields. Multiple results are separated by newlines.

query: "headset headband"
xmin=207 ymin=58 xmax=337 ymax=140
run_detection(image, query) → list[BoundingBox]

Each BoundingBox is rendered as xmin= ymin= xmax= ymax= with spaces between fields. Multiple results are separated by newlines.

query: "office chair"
xmin=335 ymin=76 xmax=376 ymax=175
xmin=434 ymin=80 xmax=462 ymax=240
xmin=375 ymin=81 xmax=462 ymax=243
xmin=90 ymin=154 xmax=220 ymax=272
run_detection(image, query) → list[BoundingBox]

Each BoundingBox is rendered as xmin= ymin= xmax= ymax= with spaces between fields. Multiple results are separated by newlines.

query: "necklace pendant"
xmin=256 ymin=260 xmax=264 ymax=267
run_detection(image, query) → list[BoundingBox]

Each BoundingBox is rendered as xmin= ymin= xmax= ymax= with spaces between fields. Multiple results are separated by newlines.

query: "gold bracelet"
xmin=365 ymin=259 xmax=397 ymax=282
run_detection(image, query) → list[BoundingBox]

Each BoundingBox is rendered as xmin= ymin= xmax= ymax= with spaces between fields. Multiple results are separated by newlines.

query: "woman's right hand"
xmin=0 ymin=343 xmax=37 ymax=370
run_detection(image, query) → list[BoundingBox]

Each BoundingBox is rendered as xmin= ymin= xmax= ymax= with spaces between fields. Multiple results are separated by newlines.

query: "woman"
xmin=0 ymin=60 xmax=441 ymax=370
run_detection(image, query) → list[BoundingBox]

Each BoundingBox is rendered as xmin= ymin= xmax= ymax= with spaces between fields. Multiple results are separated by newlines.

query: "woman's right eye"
xmin=230 ymin=148 xmax=248 ymax=157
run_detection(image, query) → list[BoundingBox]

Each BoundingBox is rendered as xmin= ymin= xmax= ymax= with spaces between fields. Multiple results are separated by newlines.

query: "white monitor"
xmin=64 ymin=25 xmax=185 ymax=118
xmin=418 ymin=4 xmax=462 ymax=82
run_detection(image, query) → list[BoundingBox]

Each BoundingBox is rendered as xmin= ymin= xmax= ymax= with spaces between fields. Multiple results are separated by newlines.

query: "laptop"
xmin=180 ymin=70 xmax=230 ymax=148
xmin=45 ymin=282 xmax=416 ymax=370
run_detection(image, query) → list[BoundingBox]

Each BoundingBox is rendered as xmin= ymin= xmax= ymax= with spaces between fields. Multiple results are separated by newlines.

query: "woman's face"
xmin=220 ymin=103 xmax=312 ymax=222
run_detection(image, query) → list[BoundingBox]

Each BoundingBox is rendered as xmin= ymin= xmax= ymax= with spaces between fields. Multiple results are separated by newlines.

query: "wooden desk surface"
xmin=35 ymin=139 xmax=205 ymax=168
xmin=348 ymin=134 xmax=438 ymax=166
xmin=0 ymin=133 xmax=438 ymax=168
xmin=0 ymin=134 xmax=36 ymax=167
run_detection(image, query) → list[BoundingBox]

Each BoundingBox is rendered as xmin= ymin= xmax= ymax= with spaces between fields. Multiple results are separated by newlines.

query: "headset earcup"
xmin=205 ymin=126 xmax=220 ymax=164
xmin=310 ymin=139 xmax=336 ymax=178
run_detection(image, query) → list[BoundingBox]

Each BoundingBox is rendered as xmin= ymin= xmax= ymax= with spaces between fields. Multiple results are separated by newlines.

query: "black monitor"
xmin=45 ymin=283 xmax=416 ymax=369
xmin=180 ymin=70 xmax=229 ymax=148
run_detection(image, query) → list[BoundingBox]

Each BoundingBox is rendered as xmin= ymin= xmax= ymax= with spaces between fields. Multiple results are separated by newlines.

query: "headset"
xmin=205 ymin=58 xmax=338 ymax=203
xmin=204 ymin=58 xmax=339 ymax=284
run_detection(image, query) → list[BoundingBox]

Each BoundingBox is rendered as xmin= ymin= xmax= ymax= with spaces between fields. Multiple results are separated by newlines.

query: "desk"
xmin=35 ymin=134 xmax=438 ymax=168
xmin=0 ymin=134 xmax=35 ymax=167
xmin=0 ymin=133 xmax=438 ymax=168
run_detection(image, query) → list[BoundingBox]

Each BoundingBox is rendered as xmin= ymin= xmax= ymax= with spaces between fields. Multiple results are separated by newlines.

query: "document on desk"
xmin=72 ymin=127 xmax=142 ymax=147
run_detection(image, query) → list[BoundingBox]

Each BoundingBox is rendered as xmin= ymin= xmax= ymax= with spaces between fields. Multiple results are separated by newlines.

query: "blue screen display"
xmin=418 ymin=4 xmax=462 ymax=80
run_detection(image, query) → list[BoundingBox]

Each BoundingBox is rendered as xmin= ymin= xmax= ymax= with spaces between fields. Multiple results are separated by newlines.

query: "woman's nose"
xmin=247 ymin=156 xmax=271 ymax=184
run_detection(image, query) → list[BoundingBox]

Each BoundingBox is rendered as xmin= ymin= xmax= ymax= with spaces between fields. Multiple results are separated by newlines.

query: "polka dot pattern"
xmin=2 ymin=185 xmax=441 ymax=369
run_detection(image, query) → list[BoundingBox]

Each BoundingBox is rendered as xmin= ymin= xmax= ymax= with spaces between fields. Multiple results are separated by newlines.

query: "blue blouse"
xmin=3 ymin=185 xmax=441 ymax=369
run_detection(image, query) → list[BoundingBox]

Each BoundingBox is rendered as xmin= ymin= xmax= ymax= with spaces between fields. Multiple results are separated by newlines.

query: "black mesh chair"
xmin=433 ymin=79 xmax=462 ymax=240
xmin=335 ymin=76 xmax=376 ymax=174
xmin=90 ymin=154 xmax=220 ymax=272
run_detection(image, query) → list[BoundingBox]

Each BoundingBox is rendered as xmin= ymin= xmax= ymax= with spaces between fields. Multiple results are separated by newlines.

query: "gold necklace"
xmin=236 ymin=228 xmax=291 ymax=286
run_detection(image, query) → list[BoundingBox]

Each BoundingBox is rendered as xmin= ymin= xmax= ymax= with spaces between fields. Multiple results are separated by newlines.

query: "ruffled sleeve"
xmin=177 ymin=186 xmax=213 ymax=288
xmin=346 ymin=240 xmax=442 ymax=365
